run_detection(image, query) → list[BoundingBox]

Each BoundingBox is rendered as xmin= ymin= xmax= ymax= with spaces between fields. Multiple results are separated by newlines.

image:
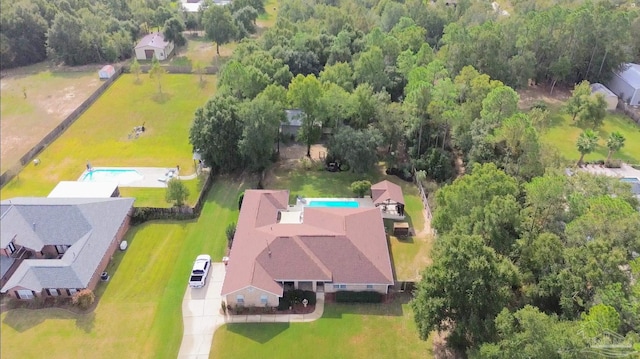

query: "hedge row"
xmin=278 ymin=289 xmax=316 ymax=310
xmin=335 ymin=291 xmax=382 ymax=303
xmin=131 ymin=207 xmax=195 ymax=225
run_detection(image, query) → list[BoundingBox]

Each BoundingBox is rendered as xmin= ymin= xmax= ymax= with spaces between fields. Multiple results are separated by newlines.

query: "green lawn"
xmin=540 ymin=106 xmax=640 ymax=164
xmin=211 ymin=293 xmax=434 ymax=359
xmin=1 ymin=74 xmax=217 ymax=206
xmin=0 ymin=64 xmax=102 ymax=172
xmin=257 ymin=0 xmax=279 ymax=29
xmin=0 ymin=177 xmax=250 ymax=359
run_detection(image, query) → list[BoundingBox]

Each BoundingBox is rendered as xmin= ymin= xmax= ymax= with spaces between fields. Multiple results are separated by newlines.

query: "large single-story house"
xmin=0 ymin=197 xmax=134 ymax=299
xmin=134 ymin=32 xmax=174 ymax=61
xmin=221 ymin=186 xmax=395 ymax=308
xmin=607 ymin=63 xmax=640 ymax=106
xmin=590 ymin=83 xmax=618 ymax=111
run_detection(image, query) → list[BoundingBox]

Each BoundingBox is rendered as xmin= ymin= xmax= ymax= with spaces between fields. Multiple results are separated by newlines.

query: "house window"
xmin=236 ymin=295 xmax=245 ymax=304
xmin=260 ymin=295 xmax=268 ymax=304
xmin=334 ymin=284 xmax=347 ymax=289
xmin=67 ymin=289 xmax=78 ymax=296
xmin=7 ymin=241 xmax=16 ymax=254
xmin=16 ymin=290 xmax=34 ymax=299
xmin=55 ymin=245 xmax=67 ymax=254
xmin=47 ymin=289 xmax=59 ymax=297
xmin=366 ymin=285 xmax=373 ymax=289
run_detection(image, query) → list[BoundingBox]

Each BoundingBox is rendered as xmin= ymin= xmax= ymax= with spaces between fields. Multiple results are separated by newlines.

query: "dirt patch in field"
xmin=0 ymin=63 xmax=103 ymax=172
xmin=518 ymin=83 xmax=572 ymax=110
xmin=263 ymin=143 xmax=327 ymax=186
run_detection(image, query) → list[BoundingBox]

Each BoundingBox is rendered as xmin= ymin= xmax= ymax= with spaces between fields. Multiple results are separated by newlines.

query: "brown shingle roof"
xmin=221 ymin=190 xmax=394 ymax=296
xmin=371 ymin=180 xmax=405 ymax=205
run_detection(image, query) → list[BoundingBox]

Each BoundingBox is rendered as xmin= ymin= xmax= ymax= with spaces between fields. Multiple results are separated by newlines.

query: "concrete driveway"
xmin=177 ymin=262 xmax=226 ymax=359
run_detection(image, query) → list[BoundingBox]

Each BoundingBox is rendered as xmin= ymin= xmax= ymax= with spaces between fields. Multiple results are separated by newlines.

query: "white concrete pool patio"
xmin=77 ymin=167 xmax=198 ymax=188
xmin=578 ymin=163 xmax=640 ymax=180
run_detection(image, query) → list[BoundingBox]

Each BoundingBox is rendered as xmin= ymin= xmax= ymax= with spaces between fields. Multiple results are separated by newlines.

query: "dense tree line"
xmin=413 ymin=163 xmax=640 ymax=356
xmin=0 ymin=0 xmax=199 ymax=68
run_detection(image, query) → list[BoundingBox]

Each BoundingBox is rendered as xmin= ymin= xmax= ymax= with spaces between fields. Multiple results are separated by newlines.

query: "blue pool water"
xmin=307 ymin=200 xmax=359 ymax=208
xmin=81 ymin=169 xmax=143 ymax=184
xmin=621 ymin=177 xmax=640 ymax=195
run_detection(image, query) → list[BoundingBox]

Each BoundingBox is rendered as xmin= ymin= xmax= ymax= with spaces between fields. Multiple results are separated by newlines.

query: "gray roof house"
xmin=607 ymin=63 xmax=640 ymax=106
xmin=0 ymin=197 xmax=134 ymax=299
xmin=281 ymin=109 xmax=305 ymax=136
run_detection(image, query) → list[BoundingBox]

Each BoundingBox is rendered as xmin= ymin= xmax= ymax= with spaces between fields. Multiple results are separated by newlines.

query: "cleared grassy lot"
xmin=541 ymin=107 xmax=640 ymax=164
xmin=0 ymin=64 xmax=102 ymax=172
xmin=0 ymin=177 xmax=249 ymax=359
xmin=1 ymin=74 xmax=216 ymax=206
xmin=210 ymin=293 xmax=434 ymax=359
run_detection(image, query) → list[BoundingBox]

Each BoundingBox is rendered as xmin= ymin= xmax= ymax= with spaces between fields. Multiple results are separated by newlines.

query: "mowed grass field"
xmin=541 ymin=106 xmax=640 ymax=164
xmin=1 ymin=74 xmax=216 ymax=206
xmin=211 ymin=293 xmax=434 ymax=359
xmin=0 ymin=64 xmax=102 ymax=172
xmin=0 ymin=178 xmax=249 ymax=359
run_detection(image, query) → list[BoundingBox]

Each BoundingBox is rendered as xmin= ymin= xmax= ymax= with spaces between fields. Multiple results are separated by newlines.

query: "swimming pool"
xmin=621 ymin=177 xmax=640 ymax=183
xmin=307 ymin=200 xmax=359 ymax=208
xmin=80 ymin=168 xmax=143 ymax=185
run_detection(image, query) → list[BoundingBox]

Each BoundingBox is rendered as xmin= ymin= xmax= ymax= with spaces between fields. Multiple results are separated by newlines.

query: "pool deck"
xmin=78 ymin=167 xmax=197 ymax=188
xmin=578 ymin=163 xmax=640 ymax=180
xmin=287 ymin=197 xmax=405 ymax=221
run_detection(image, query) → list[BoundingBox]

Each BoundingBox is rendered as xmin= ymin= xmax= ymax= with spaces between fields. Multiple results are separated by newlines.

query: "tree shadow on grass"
xmin=3 ymin=308 xmax=78 ymax=332
xmin=226 ymin=322 xmax=290 ymax=343
xmin=322 ymin=292 xmax=410 ymax=319
xmin=75 ymin=311 xmax=96 ymax=333
xmin=152 ymin=92 xmax=173 ymax=104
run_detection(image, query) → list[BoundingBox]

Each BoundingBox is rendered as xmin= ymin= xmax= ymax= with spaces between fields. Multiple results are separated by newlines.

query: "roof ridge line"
xmin=293 ymin=236 xmax=332 ymax=280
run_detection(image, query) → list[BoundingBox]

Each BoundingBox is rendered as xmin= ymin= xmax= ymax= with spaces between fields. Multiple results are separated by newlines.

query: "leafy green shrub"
xmin=238 ymin=192 xmax=245 ymax=210
xmin=166 ymin=178 xmax=190 ymax=206
xmin=226 ymin=222 xmax=236 ymax=248
xmin=530 ymin=100 xmax=549 ymax=111
xmin=335 ymin=291 xmax=382 ymax=303
xmin=605 ymin=159 xmax=622 ymax=168
xmin=277 ymin=289 xmax=316 ymax=309
xmin=350 ymin=180 xmax=372 ymax=198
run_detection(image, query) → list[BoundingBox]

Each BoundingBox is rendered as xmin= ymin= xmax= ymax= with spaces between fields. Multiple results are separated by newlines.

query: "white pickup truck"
xmin=189 ymin=254 xmax=211 ymax=288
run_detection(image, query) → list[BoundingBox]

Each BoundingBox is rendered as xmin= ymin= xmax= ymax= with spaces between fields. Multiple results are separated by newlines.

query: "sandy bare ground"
xmin=518 ymin=82 xmax=572 ymax=110
xmin=0 ymin=63 xmax=104 ymax=172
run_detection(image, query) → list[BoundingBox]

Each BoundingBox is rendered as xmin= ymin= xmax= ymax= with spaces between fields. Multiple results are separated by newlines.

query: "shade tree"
xmin=327 ymin=126 xmax=383 ymax=173
xmin=189 ymin=95 xmax=244 ymax=172
xmin=287 ymin=74 xmax=323 ymax=157
xmin=411 ymin=233 xmax=519 ymax=349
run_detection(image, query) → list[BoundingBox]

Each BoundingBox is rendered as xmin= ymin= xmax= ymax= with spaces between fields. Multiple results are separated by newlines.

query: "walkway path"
xmin=177 ymin=263 xmax=325 ymax=359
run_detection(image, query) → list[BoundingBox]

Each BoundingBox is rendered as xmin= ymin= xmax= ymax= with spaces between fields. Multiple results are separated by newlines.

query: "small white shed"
xmin=99 ymin=65 xmax=116 ymax=79
xmin=134 ymin=32 xmax=174 ymax=61
xmin=590 ymin=83 xmax=618 ymax=111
